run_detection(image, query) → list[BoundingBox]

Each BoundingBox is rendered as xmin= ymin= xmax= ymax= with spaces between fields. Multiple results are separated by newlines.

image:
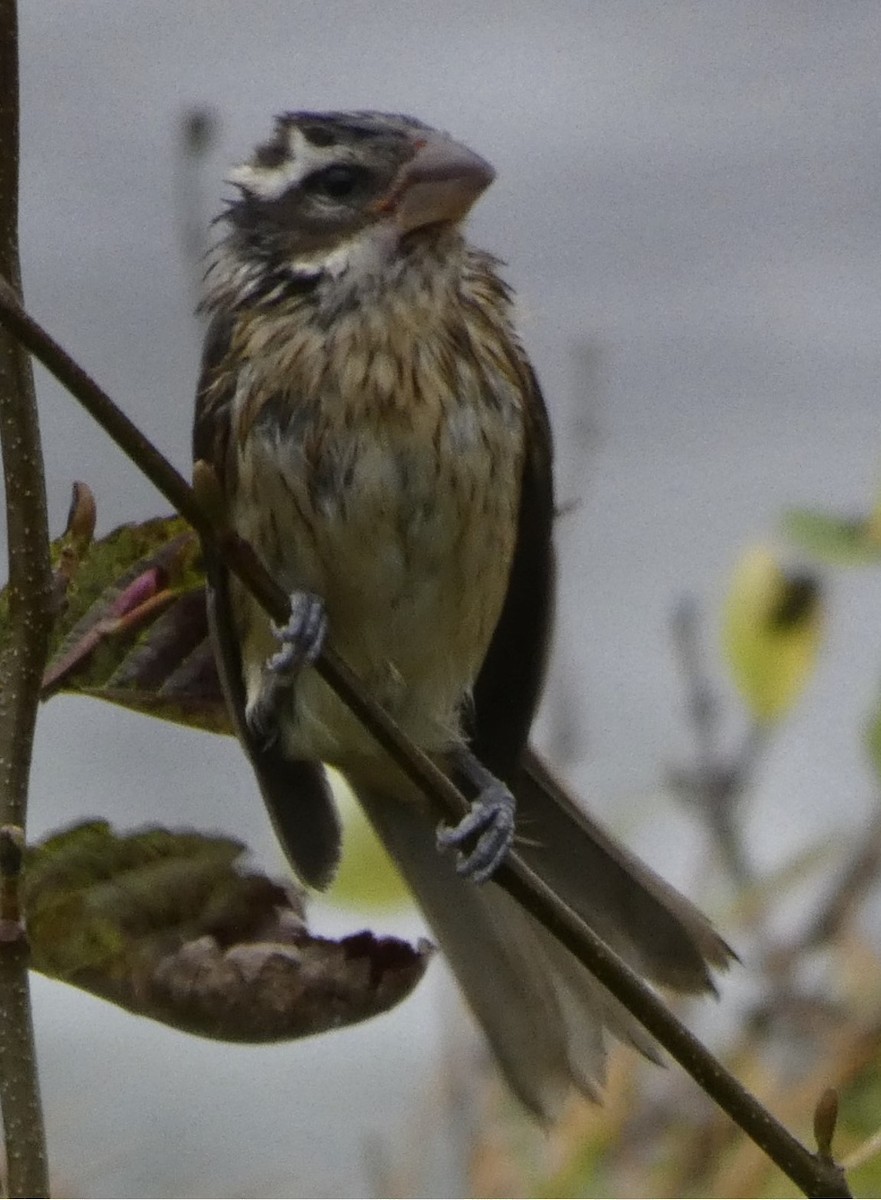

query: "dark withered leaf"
xmin=28 ymin=484 xmax=231 ymax=733
xmin=24 ymin=821 xmax=431 ymax=1040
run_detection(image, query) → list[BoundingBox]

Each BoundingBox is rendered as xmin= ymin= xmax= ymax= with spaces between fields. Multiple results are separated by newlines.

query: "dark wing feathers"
xmin=470 ymin=365 xmax=733 ymax=991
xmin=469 ymin=360 xmax=555 ymax=781
xmin=515 ymin=750 xmax=733 ymax=990
xmin=194 ymin=314 xmax=341 ymax=890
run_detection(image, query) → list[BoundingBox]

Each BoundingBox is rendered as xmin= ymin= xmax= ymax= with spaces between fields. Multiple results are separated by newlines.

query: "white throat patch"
xmin=292 ymin=222 xmax=401 ymax=286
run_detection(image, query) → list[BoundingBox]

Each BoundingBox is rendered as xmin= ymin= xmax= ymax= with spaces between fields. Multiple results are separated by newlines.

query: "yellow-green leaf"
xmin=723 ymin=546 xmax=823 ymax=722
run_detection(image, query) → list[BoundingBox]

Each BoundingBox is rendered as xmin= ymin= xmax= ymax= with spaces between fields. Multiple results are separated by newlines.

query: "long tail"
xmin=356 ymin=750 xmax=733 ymax=1119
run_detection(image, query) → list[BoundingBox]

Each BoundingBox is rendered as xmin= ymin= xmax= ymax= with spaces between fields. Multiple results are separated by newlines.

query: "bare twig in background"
xmin=669 ymin=597 xmax=767 ymax=883
xmin=802 ymin=813 xmax=881 ymax=952
xmin=0 ymin=1 xmax=53 ymax=1193
xmin=0 ymin=281 xmax=853 ymax=1199
xmin=175 ymin=105 xmax=220 ymax=310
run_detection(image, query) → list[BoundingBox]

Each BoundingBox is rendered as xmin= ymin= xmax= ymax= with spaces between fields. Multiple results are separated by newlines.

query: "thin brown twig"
xmin=669 ymin=597 xmax=766 ymax=883
xmin=0 ymin=1 xmax=52 ymax=1193
xmin=802 ymin=812 xmax=881 ymax=951
xmin=0 ymin=277 xmax=852 ymax=1199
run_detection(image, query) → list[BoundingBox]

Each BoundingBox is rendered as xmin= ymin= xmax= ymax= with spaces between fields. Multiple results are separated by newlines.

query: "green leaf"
xmin=24 ymin=820 xmax=430 ymax=1040
xmin=865 ymin=699 xmax=881 ymax=783
xmin=723 ymin=546 xmax=824 ymax=722
xmin=782 ymin=509 xmax=881 ymax=566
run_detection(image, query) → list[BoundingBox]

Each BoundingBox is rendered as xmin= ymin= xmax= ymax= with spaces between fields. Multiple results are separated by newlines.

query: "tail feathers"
xmin=356 ymin=760 xmax=733 ymax=1119
xmin=358 ymin=788 xmax=574 ymax=1116
xmin=517 ymin=750 xmax=734 ymax=990
xmin=359 ymin=788 xmax=672 ymax=1118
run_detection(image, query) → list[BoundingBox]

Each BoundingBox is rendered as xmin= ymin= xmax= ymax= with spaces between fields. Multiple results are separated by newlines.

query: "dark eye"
xmin=303 ymin=163 xmax=368 ymax=201
xmin=301 ymin=124 xmax=337 ymax=148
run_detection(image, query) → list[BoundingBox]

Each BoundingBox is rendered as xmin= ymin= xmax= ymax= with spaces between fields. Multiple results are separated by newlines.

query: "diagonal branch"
xmin=0 ymin=278 xmax=851 ymax=1199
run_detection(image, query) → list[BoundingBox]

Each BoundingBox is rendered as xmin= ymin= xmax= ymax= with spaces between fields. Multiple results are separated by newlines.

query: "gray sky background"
xmin=12 ymin=3 xmax=881 ymax=1195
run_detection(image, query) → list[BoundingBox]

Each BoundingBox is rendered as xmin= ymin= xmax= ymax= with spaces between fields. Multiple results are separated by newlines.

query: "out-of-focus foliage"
xmin=462 ymin=992 xmax=881 ymax=1198
xmin=783 ymin=497 xmax=881 ymax=567
xmin=865 ymin=700 xmax=881 ymax=786
xmin=787 ymin=488 xmax=881 ymax=796
xmin=722 ymin=545 xmax=823 ymax=722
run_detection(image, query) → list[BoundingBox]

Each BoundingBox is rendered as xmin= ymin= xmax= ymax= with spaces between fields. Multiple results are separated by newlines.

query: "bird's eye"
xmin=302 ymin=163 xmax=367 ymax=201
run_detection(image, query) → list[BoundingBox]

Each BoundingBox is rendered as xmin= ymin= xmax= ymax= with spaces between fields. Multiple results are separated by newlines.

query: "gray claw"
xmin=267 ymin=590 xmax=327 ymax=677
xmin=245 ymin=591 xmax=327 ymax=748
xmin=437 ymin=781 xmax=515 ymax=884
xmin=246 ymin=684 xmax=283 ymax=748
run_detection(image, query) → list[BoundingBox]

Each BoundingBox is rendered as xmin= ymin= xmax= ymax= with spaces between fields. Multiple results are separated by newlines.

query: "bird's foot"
xmin=437 ymin=751 xmax=515 ymax=884
xmin=267 ymin=590 xmax=328 ymax=677
xmin=246 ymin=590 xmax=327 ymax=747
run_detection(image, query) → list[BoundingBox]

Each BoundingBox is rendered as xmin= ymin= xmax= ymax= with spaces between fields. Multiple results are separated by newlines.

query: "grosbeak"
xmin=193 ymin=111 xmax=731 ymax=1118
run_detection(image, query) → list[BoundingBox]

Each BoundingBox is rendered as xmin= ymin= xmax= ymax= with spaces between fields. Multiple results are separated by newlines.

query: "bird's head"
xmin=215 ymin=111 xmax=495 ymax=303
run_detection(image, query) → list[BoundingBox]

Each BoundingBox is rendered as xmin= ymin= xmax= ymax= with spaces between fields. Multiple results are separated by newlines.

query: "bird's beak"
xmin=381 ymin=131 xmax=496 ymax=233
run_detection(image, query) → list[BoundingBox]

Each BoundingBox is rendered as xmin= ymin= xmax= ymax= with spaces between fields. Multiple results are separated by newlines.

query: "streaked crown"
xmin=208 ymin=111 xmax=495 ymax=310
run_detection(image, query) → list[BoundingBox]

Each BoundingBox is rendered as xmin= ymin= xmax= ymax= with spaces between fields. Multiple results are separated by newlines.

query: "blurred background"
xmin=12 ymin=2 xmax=881 ymax=1195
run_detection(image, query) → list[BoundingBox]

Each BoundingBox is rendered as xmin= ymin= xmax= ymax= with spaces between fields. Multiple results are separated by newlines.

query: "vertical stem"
xmin=0 ymin=0 xmax=52 ymax=1193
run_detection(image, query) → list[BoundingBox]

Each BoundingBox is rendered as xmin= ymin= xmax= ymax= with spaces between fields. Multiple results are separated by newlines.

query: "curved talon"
xmin=245 ymin=591 xmax=327 ymax=747
xmin=437 ymin=781 xmax=515 ymax=884
xmin=246 ymin=686 xmax=282 ymax=749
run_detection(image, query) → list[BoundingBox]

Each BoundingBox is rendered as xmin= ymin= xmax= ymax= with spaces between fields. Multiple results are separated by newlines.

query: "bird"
xmin=193 ymin=110 xmax=733 ymax=1119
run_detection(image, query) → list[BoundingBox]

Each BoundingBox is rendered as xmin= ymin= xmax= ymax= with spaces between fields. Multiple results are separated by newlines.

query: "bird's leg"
xmin=436 ymin=748 xmax=516 ymax=884
xmin=246 ymin=590 xmax=327 ymax=745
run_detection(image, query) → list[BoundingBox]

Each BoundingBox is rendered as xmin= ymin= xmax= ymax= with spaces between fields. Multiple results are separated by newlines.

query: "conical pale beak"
xmin=387 ymin=131 xmax=496 ymax=233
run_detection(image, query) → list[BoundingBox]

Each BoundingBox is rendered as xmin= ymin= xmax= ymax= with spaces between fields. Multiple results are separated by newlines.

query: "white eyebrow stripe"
xmin=226 ymin=127 xmax=340 ymax=200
